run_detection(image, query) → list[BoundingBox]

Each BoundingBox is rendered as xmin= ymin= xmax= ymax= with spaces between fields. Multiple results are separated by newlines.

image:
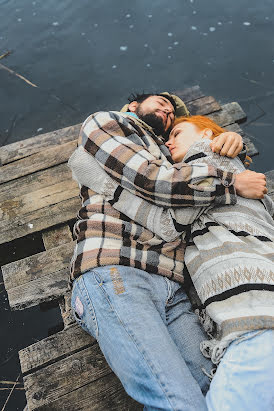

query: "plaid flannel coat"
xmin=69 ymin=111 xmax=236 ymax=284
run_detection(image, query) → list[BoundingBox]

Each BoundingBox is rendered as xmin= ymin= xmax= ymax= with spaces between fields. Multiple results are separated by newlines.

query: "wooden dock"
xmin=1 ymin=86 xmax=273 ymax=410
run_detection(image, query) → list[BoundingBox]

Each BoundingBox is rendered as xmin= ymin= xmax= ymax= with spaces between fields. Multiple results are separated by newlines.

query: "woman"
xmin=165 ymin=116 xmax=274 ymax=410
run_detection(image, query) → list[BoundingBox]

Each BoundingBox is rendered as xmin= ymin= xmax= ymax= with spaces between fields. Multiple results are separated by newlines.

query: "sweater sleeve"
xmin=78 ymin=111 xmax=237 ymax=208
xmin=68 ymin=145 xmax=205 ymax=242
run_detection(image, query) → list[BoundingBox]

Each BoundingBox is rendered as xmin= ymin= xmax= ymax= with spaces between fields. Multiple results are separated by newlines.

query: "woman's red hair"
xmin=173 ymin=115 xmax=226 ymax=139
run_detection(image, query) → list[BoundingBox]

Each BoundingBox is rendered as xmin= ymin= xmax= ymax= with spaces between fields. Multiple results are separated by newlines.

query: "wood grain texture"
xmin=186 ymin=95 xmax=221 ymax=115
xmin=2 ymin=241 xmax=74 ymax=309
xmin=0 ymin=196 xmax=80 ymax=245
xmin=19 ymin=325 xmax=141 ymax=410
xmin=0 ymin=140 xmax=77 ymax=184
xmin=24 ymin=371 xmax=141 ymax=411
xmin=208 ymin=102 xmax=247 ymax=127
xmin=0 ymin=163 xmax=71 ymax=202
xmin=42 ymin=224 xmax=73 ymax=250
xmin=19 ymin=324 xmax=95 ymax=374
xmin=0 ymin=124 xmax=81 ymax=166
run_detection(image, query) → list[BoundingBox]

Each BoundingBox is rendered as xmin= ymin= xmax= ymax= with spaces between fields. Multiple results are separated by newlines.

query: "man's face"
xmin=129 ymin=96 xmax=175 ymax=136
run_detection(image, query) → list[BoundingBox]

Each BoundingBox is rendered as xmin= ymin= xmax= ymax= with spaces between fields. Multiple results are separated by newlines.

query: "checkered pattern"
xmin=70 ymin=111 xmax=237 ymax=283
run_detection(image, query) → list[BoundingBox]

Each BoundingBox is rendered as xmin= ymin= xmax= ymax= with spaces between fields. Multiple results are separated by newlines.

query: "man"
xmin=69 ymin=93 xmax=267 ymax=410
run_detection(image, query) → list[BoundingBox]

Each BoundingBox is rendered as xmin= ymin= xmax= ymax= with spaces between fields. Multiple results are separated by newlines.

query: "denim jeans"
xmin=206 ymin=329 xmax=274 ymax=411
xmin=71 ymin=265 xmax=212 ymax=411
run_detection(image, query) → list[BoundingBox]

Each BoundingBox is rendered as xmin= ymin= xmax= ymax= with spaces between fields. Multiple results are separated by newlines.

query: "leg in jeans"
xmin=164 ymin=278 xmax=212 ymax=394
xmin=71 ymin=265 xmax=208 ymax=411
xmin=206 ymin=329 xmax=274 ymax=411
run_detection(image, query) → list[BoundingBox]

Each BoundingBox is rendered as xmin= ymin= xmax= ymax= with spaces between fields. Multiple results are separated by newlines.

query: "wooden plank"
xmin=0 ymin=196 xmax=80 ymax=245
xmin=42 ymin=224 xmax=73 ymax=250
xmin=59 ymin=292 xmax=75 ymax=329
xmin=186 ymin=96 xmax=221 ymax=115
xmin=0 ymin=124 xmax=81 ymax=166
xmin=42 ymin=225 xmax=74 ymax=324
xmin=225 ymin=123 xmax=259 ymax=157
xmin=172 ymin=85 xmax=204 ymax=103
xmin=19 ymin=324 xmax=95 ymax=374
xmin=0 ymin=163 xmax=71 ymax=202
xmin=19 ymin=325 xmax=140 ymax=410
xmin=24 ymin=370 xmax=141 ymax=411
xmin=0 ymin=140 xmax=77 ymax=184
xmin=2 ymin=239 xmax=74 ymax=289
xmin=6 ymin=268 xmax=70 ymax=310
xmin=0 ymin=179 xmax=78 ymax=223
xmin=266 ymin=170 xmax=274 ymax=201
xmin=208 ymin=102 xmax=246 ymax=127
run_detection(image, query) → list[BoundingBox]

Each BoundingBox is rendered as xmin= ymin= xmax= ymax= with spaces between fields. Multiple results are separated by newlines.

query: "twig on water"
xmin=0 ymin=51 xmax=12 ymax=60
xmin=0 ymin=380 xmax=23 ymax=385
xmin=0 ymin=63 xmax=38 ymax=88
xmin=1 ymin=373 xmax=21 ymax=411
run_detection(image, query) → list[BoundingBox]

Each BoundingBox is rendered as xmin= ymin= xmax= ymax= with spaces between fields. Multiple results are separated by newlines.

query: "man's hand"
xmin=235 ymin=170 xmax=267 ymax=199
xmin=210 ymin=132 xmax=243 ymax=158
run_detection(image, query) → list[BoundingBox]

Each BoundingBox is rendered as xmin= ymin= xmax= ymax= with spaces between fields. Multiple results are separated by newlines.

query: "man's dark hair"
xmin=128 ymin=93 xmax=176 ymax=112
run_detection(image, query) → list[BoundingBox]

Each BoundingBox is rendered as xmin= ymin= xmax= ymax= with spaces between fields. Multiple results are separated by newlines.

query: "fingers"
xmin=220 ymin=138 xmax=237 ymax=156
xmin=210 ymin=134 xmax=226 ymax=154
xmin=226 ymin=142 xmax=243 ymax=158
xmin=211 ymin=132 xmax=243 ymax=157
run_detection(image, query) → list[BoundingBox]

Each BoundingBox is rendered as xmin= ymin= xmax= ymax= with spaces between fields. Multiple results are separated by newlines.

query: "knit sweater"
xmin=68 ymin=111 xmax=237 ymax=284
xmin=182 ymin=140 xmax=274 ymax=362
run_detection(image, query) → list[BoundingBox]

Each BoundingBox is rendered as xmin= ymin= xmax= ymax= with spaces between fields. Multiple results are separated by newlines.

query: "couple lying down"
xmin=69 ymin=113 xmax=274 ymax=410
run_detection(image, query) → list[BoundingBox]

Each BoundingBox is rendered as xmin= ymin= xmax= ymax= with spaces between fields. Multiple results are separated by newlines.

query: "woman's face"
xmin=165 ymin=122 xmax=205 ymax=162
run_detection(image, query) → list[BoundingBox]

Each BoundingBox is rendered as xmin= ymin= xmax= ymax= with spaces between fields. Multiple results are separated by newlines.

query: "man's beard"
xmin=135 ymin=108 xmax=165 ymax=136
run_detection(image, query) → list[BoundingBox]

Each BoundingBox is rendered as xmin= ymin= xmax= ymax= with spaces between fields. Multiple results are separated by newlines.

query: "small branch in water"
xmin=1 ymin=373 xmax=21 ymax=411
xmin=0 ymin=63 xmax=38 ymax=88
xmin=0 ymin=50 xmax=12 ymax=60
xmin=0 ymin=380 xmax=23 ymax=385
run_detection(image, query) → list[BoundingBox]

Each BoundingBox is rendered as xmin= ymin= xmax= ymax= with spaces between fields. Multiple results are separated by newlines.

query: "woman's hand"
xmin=210 ymin=132 xmax=243 ymax=158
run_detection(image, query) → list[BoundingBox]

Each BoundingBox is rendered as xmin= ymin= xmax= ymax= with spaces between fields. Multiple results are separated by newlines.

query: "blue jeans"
xmin=206 ymin=329 xmax=274 ymax=411
xmin=71 ymin=265 xmax=212 ymax=410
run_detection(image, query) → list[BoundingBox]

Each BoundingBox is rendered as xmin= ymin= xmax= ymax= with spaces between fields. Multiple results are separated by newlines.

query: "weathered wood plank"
xmin=0 ymin=124 xmax=81 ymax=166
xmin=19 ymin=324 xmax=95 ymax=375
xmin=23 ymin=344 xmax=111 ymax=407
xmin=266 ymin=170 xmax=274 ymax=201
xmin=186 ymin=96 xmax=221 ymax=115
xmin=0 ymin=140 xmax=77 ymax=184
xmin=3 ymin=241 xmax=74 ymax=290
xmin=42 ymin=225 xmax=74 ymax=325
xmin=0 ymin=163 xmax=71 ymax=202
xmin=172 ymin=85 xmax=204 ymax=103
xmin=25 ymin=371 xmax=141 ymax=411
xmin=6 ymin=268 xmax=70 ymax=310
xmin=225 ymin=123 xmax=259 ymax=157
xmin=42 ymin=224 xmax=73 ymax=250
xmin=0 ymin=179 xmax=78 ymax=224
xmin=208 ymin=102 xmax=246 ymax=127
xmin=59 ymin=292 xmax=75 ymax=329
xmin=19 ymin=325 xmax=140 ymax=411
xmin=0 ymin=196 xmax=80 ymax=245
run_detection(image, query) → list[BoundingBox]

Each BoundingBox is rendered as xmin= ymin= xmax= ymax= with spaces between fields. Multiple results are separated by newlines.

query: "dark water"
xmin=1 ymin=0 xmax=274 ymax=408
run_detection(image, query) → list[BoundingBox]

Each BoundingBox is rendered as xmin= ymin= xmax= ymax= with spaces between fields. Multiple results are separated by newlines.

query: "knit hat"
xmin=120 ymin=92 xmax=190 ymax=117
